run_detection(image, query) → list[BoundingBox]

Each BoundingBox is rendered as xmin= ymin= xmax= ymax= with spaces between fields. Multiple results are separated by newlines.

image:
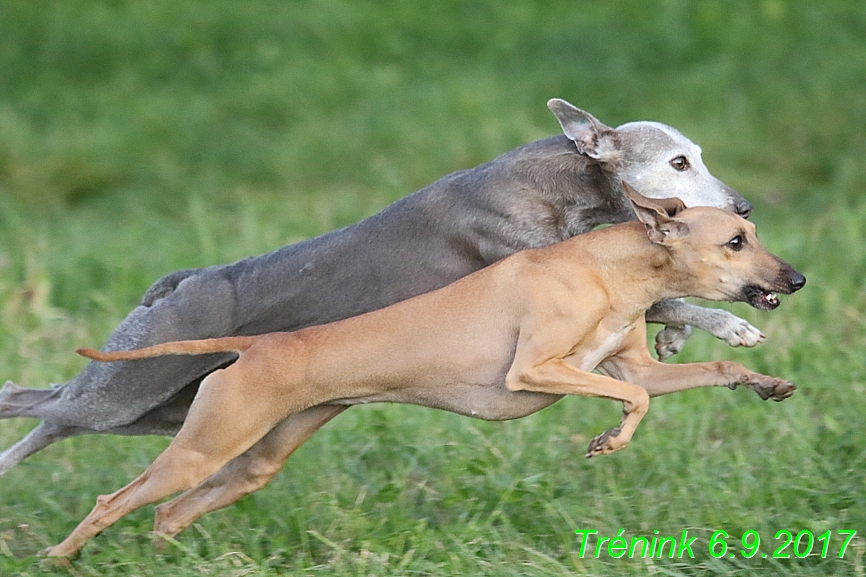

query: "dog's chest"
xmin=577 ymin=326 xmax=631 ymax=372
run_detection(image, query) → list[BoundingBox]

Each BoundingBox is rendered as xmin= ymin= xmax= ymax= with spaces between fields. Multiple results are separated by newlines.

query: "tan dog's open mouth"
xmin=742 ymin=267 xmax=806 ymax=310
xmin=742 ymin=285 xmax=783 ymax=310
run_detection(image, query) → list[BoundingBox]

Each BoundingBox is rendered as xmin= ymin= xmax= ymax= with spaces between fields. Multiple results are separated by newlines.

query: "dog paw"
xmin=38 ymin=548 xmax=76 ymax=569
xmin=748 ymin=377 xmax=796 ymax=401
xmin=585 ymin=427 xmax=624 ymax=458
xmin=730 ymin=375 xmax=796 ymax=401
xmin=713 ymin=313 xmax=765 ymax=348
xmin=655 ymin=325 xmax=692 ymax=360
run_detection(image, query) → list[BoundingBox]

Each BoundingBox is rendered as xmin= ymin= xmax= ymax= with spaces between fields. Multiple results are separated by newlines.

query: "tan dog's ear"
xmin=651 ymin=195 xmax=687 ymax=217
xmin=622 ymin=181 xmax=690 ymax=245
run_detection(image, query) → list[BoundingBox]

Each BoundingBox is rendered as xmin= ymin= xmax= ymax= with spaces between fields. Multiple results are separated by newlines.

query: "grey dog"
xmin=0 ymin=99 xmax=759 ymax=478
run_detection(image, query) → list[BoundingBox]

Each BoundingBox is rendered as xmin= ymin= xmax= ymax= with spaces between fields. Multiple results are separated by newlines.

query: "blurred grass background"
xmin=1 ymin=1 xmax=865 ymax=575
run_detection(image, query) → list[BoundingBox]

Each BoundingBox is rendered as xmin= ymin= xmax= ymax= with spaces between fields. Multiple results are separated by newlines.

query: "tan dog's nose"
xmin=789 ymin=270 xmax=806 ymax=292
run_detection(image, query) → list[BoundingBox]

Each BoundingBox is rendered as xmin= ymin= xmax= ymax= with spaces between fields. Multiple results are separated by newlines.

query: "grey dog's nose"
xmin=735 ymin=199 xmax=752 ymax=218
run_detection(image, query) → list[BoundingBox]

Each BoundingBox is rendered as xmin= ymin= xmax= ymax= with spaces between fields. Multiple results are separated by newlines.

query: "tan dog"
xmin=47 ymin=185 xmax=804 ymax=558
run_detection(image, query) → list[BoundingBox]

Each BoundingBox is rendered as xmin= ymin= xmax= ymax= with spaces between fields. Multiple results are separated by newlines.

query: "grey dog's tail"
xmin=77 ymin=336 xmax=258 ymax=362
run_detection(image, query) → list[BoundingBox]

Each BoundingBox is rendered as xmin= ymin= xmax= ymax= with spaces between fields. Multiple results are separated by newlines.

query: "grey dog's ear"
xmin=547 ymin=99 xmax=622 ymax=165
xmin=622 ymin=181 xmax=690 ymax=245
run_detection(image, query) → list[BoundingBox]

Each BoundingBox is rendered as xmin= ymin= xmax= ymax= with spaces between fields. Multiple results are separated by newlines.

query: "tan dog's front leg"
xmin=506 ymin=358 xmax=650 ymax=458
xmin=603 ymin=334 xmax=795 ymax=401
xmin=154 ymin=404 xmax=346 ymax=539
xmin=626 ymin=358 xmax=795 ymax=400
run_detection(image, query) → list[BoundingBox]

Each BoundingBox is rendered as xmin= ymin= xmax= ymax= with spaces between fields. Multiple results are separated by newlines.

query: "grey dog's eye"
xmin=728 ymin=235 xmax=744 ymax=250
xmin=670 ymin=156 xmax=689 ymax=171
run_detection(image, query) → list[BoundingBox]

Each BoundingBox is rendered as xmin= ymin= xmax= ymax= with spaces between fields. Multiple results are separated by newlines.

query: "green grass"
xmin=1 ymin=1 xmax=866 ymax=575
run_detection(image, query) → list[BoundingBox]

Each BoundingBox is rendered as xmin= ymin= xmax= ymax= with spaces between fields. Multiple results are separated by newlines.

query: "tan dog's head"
xmin=623 ymin=182 xmax=806 ymax=309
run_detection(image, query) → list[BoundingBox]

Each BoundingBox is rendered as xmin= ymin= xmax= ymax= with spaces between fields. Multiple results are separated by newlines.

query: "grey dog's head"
xmin=548 ymin=98 xmax=752 ymax=218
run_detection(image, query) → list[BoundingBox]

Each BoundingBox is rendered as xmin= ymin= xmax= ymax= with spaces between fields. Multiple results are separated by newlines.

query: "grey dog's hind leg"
xmin=0 ymin=383 xmax=87 ymax=475
xmin=0 ymin=380 xmax=203 ymax=477
xmin=0 ymin=380 xmax=59 ymax=419
xmin=0 ymin=421 xmax=89 ymax=476
xmin=0 ymin=269 xmax=239 ymax=474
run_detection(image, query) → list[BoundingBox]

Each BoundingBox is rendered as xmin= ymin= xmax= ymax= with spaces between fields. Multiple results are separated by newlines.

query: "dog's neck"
xmin=510 ymin=137 xmax=635 ymax=233
xmin=574 ymin=222 xmax=701 ymax=314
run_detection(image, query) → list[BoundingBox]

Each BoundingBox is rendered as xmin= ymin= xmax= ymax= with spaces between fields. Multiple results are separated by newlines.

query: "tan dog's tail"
xmin=77 ymin=336 xmax=258 ymax=362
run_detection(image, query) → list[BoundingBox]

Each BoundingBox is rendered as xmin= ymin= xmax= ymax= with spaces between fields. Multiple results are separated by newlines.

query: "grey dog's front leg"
xmin=646 ymin=299 xmax=764 ymax=360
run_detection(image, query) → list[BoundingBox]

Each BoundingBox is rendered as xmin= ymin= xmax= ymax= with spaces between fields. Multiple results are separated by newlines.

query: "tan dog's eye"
xmin=670 ymin=156 xmax=689 ymax=171
xmin=728 ymin=235 xmax=744 ymax=251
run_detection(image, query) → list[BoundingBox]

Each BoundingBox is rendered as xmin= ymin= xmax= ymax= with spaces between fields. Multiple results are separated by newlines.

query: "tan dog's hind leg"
xmin=154 ymin=405 xmax=346 ymax=538
xmin=46 ymin=444 xmax=220 ymax=558
xmin=48 ymin=350 xmax=311 ymax=558
xmin=507 ymin=358 xmax=650 ymax=458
